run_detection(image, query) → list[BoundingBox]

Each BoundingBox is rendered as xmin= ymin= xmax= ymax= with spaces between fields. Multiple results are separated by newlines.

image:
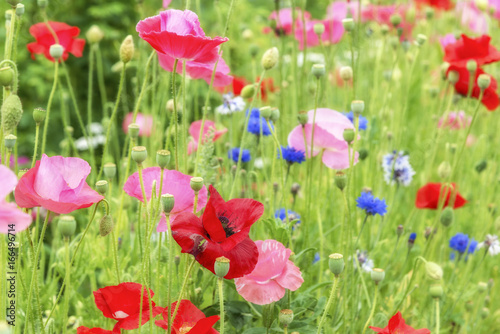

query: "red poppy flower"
xmin=27 ymin=22 xmax=85 ymax=62
xmin=447 ymin=65 xmax=499 ymax=111
xmin=93 ymin=282 xmax=163 ymax=331
xmin=370 ymin=312 xmax=430 ymax=333
xmin=77 ymin=327 xmax=118 ymax=334
xmin=415 ymin=183 xmax=467 ymax=209
xmin=444 ymin=35 xmax=500 ymax=67
xmin=155 ymin=300 xmax=220 ymax=333
xmin=171 ymin=185 xmax=264 ymax=279
xmin=415 ymin=0 xmax=453 ymax=10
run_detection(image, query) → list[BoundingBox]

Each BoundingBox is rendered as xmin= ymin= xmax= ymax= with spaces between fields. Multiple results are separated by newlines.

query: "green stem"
xmin=218 ymin=278 xmax=225 ymax=334
xmin=87 ymin=44 xmax=95 ymax=127
xmin=110 ymin=229 xmax=121 ymax=284
xmin=41 ymin=61 xmax=59 ymax=155
xmin=435 ymin=298 xmax=440 ymax=334
xmin=316 ymin=275 xmax=340 ymax=334
xmin=95 ymin=45 xmax=109 ymax=117
xmin=171 ymin=258 xmax=196 ymax=325
xmin=166 ymin=214 xmax=174 ymax=334
xmin=62 ymin=238 xmax=70 ymax=334
xmin=361 ymin=285 xmax=378 ymax=334
xmin=31 ymin=124 xmax=40 ymax=168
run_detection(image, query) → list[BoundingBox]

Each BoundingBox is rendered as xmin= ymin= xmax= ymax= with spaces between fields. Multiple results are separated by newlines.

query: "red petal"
xmin=188 ymin=315 xmax=220 ymax=334
xmin=77 ymin=327 xmax=118 ymax=334
xmin=415 ymin=183 xmax=466 ymax=209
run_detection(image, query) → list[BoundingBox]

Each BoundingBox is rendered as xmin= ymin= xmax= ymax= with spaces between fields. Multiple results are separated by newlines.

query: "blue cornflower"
xmin=356 ymin=191 xmax=387 ymax=216
xmin=278 ymin=146 xmax=306 ymax=164
xmin=313 ymin=252 xmax=320 ymax=264
xmin=449 ymin=233 xmax=471 ymax=253
xmin=247 ymin=108 xmax=273 ymax=136
xmin=382 ymin=150 xmax=416 ymax=186
xmin=228 ymin=148 xmax=251 ymax=163
xmin=343 ymin=111 xmax=368 ymax=130
xmin=274 ymin=208 xmax=301 ymax=230
xmin=468 ymin=239 xmax=478 ymax=254
xmin=409 ymin=233 xmax=417 ymax=242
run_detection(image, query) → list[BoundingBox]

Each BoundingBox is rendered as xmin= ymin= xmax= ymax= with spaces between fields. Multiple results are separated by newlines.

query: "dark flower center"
xmin=218 ymin=215 xmax=236 ymax=237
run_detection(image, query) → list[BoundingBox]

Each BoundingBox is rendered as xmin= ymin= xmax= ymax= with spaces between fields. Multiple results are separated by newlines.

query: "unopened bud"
xmin=397 ymin=225 xmax=404 ymax=237
xmin=86 ymin=25 xmax=104 ymax=44
xmin=99 ymin=215 xmax=114 ymax=237
xmin=270 ymin=108 xmax=280 ymax=122
xmin=416 ymin=34 xmax=427 ymax=46
xmin=261 ymin=47 xmax=279 ymax=70
xmin=426 ymin=261 xmax=443 ymax=281
xmin=260 ymin=106 xmax=272 ymax=120
xmin=437 ymin=161 xmax=451 ymax=179
xmin=440 ymin=207 xmax=454 ymax=227
xmin=49 ymin=44 xmax=64 ymax=60
xmin=120 ymin=35 xmax=134 ymax=64
xmin=1 ymin=94 xmax=23 ymax=135
xmin=475 ymin=159 xmax=487 ymax=173
xmin=241 ymin=84 xmax=256 ymax=99
xmin=0 ymin=67 xmax=14 ymax=86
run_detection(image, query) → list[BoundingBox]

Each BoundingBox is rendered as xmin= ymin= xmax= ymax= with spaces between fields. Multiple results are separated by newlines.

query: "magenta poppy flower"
xmin=77 ymin=327 xmax=117 ymax=334
xmin=437 ymin=111 xmax=471 ymax=130
xmin=287 ymin=108 xmax=358 ymax=170
xmin=456 ymin=1 xmax=488 ymax=35
xmin=267 ymin=8 xmax=311 ymax=36
xmin=14 ymin=155 xmax=103 ymax=214
xmin=235 ymin=239 xmax=304 ymax=305
xmin=136 ymin=9 xmax=228 ymax=63
xmin=187 ymin=120 xmax=227 ymax=155
xmin=122 ymin=112 xmax=153 ymax=137
xmin=158 ymin=52 xmax=233 ymax=87
xmin=0 ymin=165 xmax=32 ymax=234
xmin=123 ymin=168 xmax=208 ymax=231
xmin=295 ymin=19 xmax=344 ymax=50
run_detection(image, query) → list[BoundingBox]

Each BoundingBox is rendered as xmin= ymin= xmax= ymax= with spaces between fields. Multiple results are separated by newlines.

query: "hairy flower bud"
xmin=99 ymin=215 xmax=114 ymax=237
xmin=86 ymin=25 xmax=104 ymax=44
xmin=261 ymin=47 xmax=279 ymax=70
xmin=120 ymin=35 xmax=134 ymax=64
xmin=1 ymin=94 xmax=22 ymax=135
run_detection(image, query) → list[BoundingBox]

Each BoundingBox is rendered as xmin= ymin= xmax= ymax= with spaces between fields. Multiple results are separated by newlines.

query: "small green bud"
xmin=261 ymin=47 xmax=279 ymax=70
xmin=371 ymin=268 xmax=385 ymax=284
xmin=440 ymin=207 xmax=454 ymax=227
xmin=429 ymin=284 xmax=443 ymax=299
xmin=214 ymin=256 xmax=230 ymax=278
xmin=334 ymin=172 xmax=347 ymax=191
xmin=1 ymin=94 xmax=23 ymax=135
xmin=99 ymin=215 xmax=114 ymax=237
xmin=481 ymin=307 xmax=489 ymax=319
xmin=475 ymin=160 xmax=487 ymax=173
xmin=328 ymin=253 xmax=345 ymax=276
xmin=131 ymin=146 xmax=147 ymax=165
xmin=260 ymin=106 xmax=272 ymax=120
xmin=342 ymin=18 xmax=354 ymax=32
xmin=33 ymin=107 xmax=46 ymax=124
xmin=120 ymin=35 xmax=134 ymax=64
xmin=343 ymin=128 xmax=355 ymax=144
xmin=312 ymin=64 xmax=325 ymax=79
xmin=4 ymin=134 xmax=16 ymax=150
xmin=15 ymin=3 xmax=24 ymax=15
xmin=466 ymin=60 xmax=477 ymax=73
xmin=128 ymin=123 xmax=140 ymax=139
xmin=86 ymin=25 xmax=104 ymax=44
xmin=425 ymin=261 xmax=443 ymax=281
xmin=156 ymin=150 xmax=171 ymax=169
xmin=95 ymin=180 xmax=108 ymax=196
xmin=270 ymin=108 xmax=280 ymax=122
xmin=190 ymin=177 xmax=204 ymax=192
xmin=103 ymin=163 xmax=116 ymax=179
xmin=241 ymin=84 xmax=256 ymax=99
xmin=340 ymin=66 xmax=353 ymax=81
xmin=390 ymin=14 xmax=402 ymax=27
xmin=448 ymin=70 xmax=459 ymax=84
xmin=58 ymin=215 xmax=77 ymax=238
xmin=437 ymin=161 xmax=451 ymax=179
xmin=297 ymin=111 xmax=308 ymax=126
xmin=359 ymin=148 xmax=369 ymax=160
xmin=161 ymin=193 xmax=175 ymax=214
xmin=0 ymin=67 xmax=14 ymax=86
xmin=49 ymin=44 xmax=64 ymax=60
xmin=279 ymin=309 xmax=294 ymax=327
xmin=313 ymin=23 xmax=325 ymax=36
xmin=37 ymin=0 xmax=47 ymax=8
xmin=351 ymin=100 xmax=365 ymax=116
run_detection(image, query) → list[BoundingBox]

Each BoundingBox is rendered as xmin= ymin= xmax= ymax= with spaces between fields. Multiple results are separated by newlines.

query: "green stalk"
xmin=435 ymin=298 xmax=440 ymax=334
xmin=218 ymin=278 xmax=225 ymax=334
xmin=87 ymin=44 xmax=95 ymax=127
xmin=361 ymin=285 xmax=378 ymax=334
xmin=41 ymin=61 xmax=59 ymax=155
xmin=62 ymin=238 xmax=70 ymax=334
xmin=316 ymin=275 xmax=340 ymax=334
xmin=170 ymin=258 xmax=196 ymax=326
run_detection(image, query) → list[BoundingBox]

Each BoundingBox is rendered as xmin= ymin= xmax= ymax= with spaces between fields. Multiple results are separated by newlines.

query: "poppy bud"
xmin=156 ymin=150 xmax=170 ymax=169
xmin=397 ymin=225 xmax=404 ymax=237
xmin=1 ymin=94 xmax=23 ymax=135
xmin=475 ymin=159 xmax=487 ymax=173
xmin=15 ymin=3 xmax=23 ymax=15
xmin=313 ymin=23 xmax=325 ymax=36
xmin=390 ymin=14 xmax=402 ymax=27
xmin=241 ymin=84 xmax=256 ymax=99
xmin=478 ymin=282 xmax=488 ymax=292
xmin=4 ymin=134 xmax=16 ymax=150
xmin=131 ymin=146 xmax=147 ymax=165
xmin=416 ymin=34 xmax=427 ymax=46
xmin=342 ymin=18 xmax=354 ymax=32
xmin=328 ymin=253 xmax=345 ymax=276
xmin=0 ymin=66 xmax=14 ymax=87
xmin=95 ymin=180 xmax=108 ymax=196
xmin=466 ymin=60 xmax=477 ymax=73
xmin=447 ymin=70 xmax=459 ymax=84
xmin=279 ymin=309 xmax=294 ymax=327
xmin=249 ymin=44 xmax=259 ymax=58
xmin=58 ymin=215 xmax=77 ymax=238
xmin=270 ymin=108 xmax=280 ymax=122
xmin=190 ymin=177 xmax=204 ymax=192
xmin=297 ymin=111 xmax=308 ymax=126
xmin=371 ymin=268 xmax=385 ymax=284
xmin=478 ymin=74 xmax=491 ymax=90
xmin=312 ymin=64 xmax=325 ymax=79
xmin=260 ymin=106 xmax=272 ymax=120
xmin=343 ymin=128 xmax=354 ymax=144
xmin=440 ymin=207 xmax=454 ymax=227
xmin=351 ymin=100 xmax=365 ymax=116
xmin=99 ymin=215 xmax=114 ymax=237
xmin=120 ymin=35 xmax=134 ymax=64
xmin=261 ymin=47 xmax=279 ymax=70
xmin=161 ymin=194 xmax=175 ymax=214
xmin=214 ymin=256 xmax=230 ymax=278
xmin=334 ymin=171 xmax=347 ymax=191
xmin=86 ymin=25 xmax=104 ymax=44
xmin=359 ymin=148 xmax=368 ymax=160
xmin=437 ymin=161 xmax=451 ymax=179
xmin=340 ymin=66 xmax=353 ymax=81
xmin=103 ymin=162 xmax=116 ymax=179
xmin=425 ymin=261 xmax=443 ymax=281
xmin=429 ymin=284 xmax=443 ymax=299
xmin=49 ymin=44 xmax=64 ymax=60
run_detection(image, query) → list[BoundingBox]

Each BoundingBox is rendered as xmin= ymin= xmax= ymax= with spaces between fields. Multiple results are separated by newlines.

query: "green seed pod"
xmin=214 ymin=256 xmax=230 ymax=278
xmin=86 ymin=25 xmax=104 ymax=44
xmin=249 ymin=44 xmax=259 ymax=58
xmin=334 ymin=172 xmax=347 ymax=191
xmin=261 ymin=47 xmax=279 ymax=71
xmin=161 ymin=193 xmax=175 ymax=214
xmin=448 ymin=70 xmax=459 ymax=84
xmin=478 ymin=282 xmax=488 ymax=293
xmin=103 ymin=162 xmax=116 ymax=179
xmin=313 ymin=23 xmax=325 ymax=35
xmin=340 ymin=66 xmax=353 ymax=81
xmin=156 ymin=150 xmax=171 ymax=169
xmin=429 ymin=284 xmax=443 ymax=299
xmin=312 ymin=64 xmax=325 ymax=79
xmin=328 ymin=253 xmax=345 ymax=276
xmin=131 ymin=146 xmax=147 ymax=165
xmin=99 ymin=215 xmax=114 ymax=237
xmin=351 ymin=100 xmax=365 ymax=116
xmin=481 ymin=307 xmax=490 ymax=319
xmin=297 ymin=111 xmax=308 ymax=126
xmin=371 ymin=268 xmax=385 ymax=284
xmin=279 ymin=309 xmax=294 ymax=327
xmin=49 ymin=44 xmax=64 ymax=60
xmin=342 ymin=18 xmax=354 ymax=32
xmin=190 ymin=177 xmax=204 ymax=192
xmin=416 ymin=34 xmax=427 ymax=46
xmin=240 ymin=84 xmax=256 ymax=99
xmin=4 ymin=134 xmax=16 ymax=150
xmin=343 ymin=128 xmax=355 ymax=144
xmin=95 ymin=180 xmax=108 ymax=196
xmin=260 ymin=106 xmax=272 ymax=120
xmin=478 ymin=74 xmax=491 ymax=90
xmin=58 ymin=215 xmax=77 ymax=238
xmin=359 ymin=148 xmax=369 ymax=160
xmin=440 ymin=207 xmax=454 ymax=227
xmin=33 ymin=107 xmax=46 ymax=124
xmin=437 ymin=161 xmax=451 ymax=179
xmin=15 ymin=3 xmax=24 ymax=15
xmin=120 ymin=35 xmax=134 ymax=64
xmin=1 ymin=94 xmax=23 ymax=135
xmin=128 ymin=123 xmax=140 ymax=139
xmin=390 ymin=14 xmax=402 ymax=27
xmin=0 ymin=67 xmax=14 ymax=86
xmin=466 ymin=60 xmax=477 ymax=73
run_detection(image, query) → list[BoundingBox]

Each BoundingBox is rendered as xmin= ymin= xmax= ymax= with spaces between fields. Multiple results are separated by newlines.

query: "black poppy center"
xmin=218 ymin=216 xmax=235 ymax=237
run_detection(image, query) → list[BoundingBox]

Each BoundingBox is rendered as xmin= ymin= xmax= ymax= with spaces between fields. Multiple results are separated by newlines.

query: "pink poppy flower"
xmin=14 ymin=155 xmax=103 ymax=214
xmin=0 ymin=155 xmax=30 ymax=169
xmin=287 ymin=109 xmax=358 ymax=170
xmin=235 ymin=239 xmax=304 ymax=305
xmin=158 ymin=53 xmax=233 ymax=87
xmin=0 ymin=165 xmax=32 ymax=234
xmin=456 ymin=1 xmax=488 ymax=35
xmin=437 ymin=111 xmax=472 ymax=130
xmin=294 ymin=19 xmax=344 ymax=50
xmin=267 ymin=8 xmax=311 ymax=36
xmin=136 ymin=9 xmax=228 ymax=63
xmin=122 ymin=112 xmax=153 ymax=137
xmin=187 ymin=120 xmax=227 ymax=155
xmin=123 ymin=168 xmax=208 ymax=231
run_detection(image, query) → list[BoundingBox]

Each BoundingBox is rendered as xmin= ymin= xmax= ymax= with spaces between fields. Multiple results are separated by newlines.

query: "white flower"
xmin=216 ymin=93 xmax=246 ymax=115
xmin=74 ymin=134 xmax=106 ymax=151
xmin=478 ymin=234 xmax=500 ymax=256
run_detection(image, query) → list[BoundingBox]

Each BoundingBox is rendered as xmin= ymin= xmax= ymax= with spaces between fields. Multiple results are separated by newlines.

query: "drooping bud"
xmin=95 ymin=180 xmax=108 ymax=196
xmin=131 ymin=146 xmax=147 ymax=165
xmin=1 ymin=94 xmax=23 ymax=134
xmin=120 ymin=35 xmax=134 ymax=64
xmin=49 ymin=44 xmax=64 ymax=60
xmin=214 ymin=256 xmax=230 ymax=278
xmin=312 ymin=64 xmax=325 ymax=79
xmin=156 ymin=150 xmax=170 ymax=169
xmin=86 ymin=25 xmax=104 ymax=44
xmin=334 ymin=171 xmax=347 ymax=191
xmin=99 ymin=215 xmax=114 ymax=237
xmin=0 ymin=67 xmax=14 ymax=87
xmin=340 ymin=66 xmax=353 ymax=81
xmin=270 ymin=108 xmax=280 ymax=122
xmin=371 ymin=268 xmax=385 ymax=284
xmin=103 ymin=162 xmax=116 ymax=179
xmin=440 ymin=207 xmax=454 ymax=227
xmin=343 ymin=128 xmax=355 ymax=144
xmin=328 ymin=253 xmax=345 ymax=276
xmin=279 ymin=309 xmax=294 ymax=328
xmin=425 ymin=261 xmax=443 ymax=280
xmin=161 ymin=194 xmax=175 ymax=214
xmin=437 ymin=161 xmax=451 ymax=179
xmin=58 ymin=215 xmax=77 ymax=238
xmin=190 ymin=177 xmax=204 ymax=192
xmin=240 ymin=84 xmax=256 ymax=99
xmin=261 ymin=47 xmax=279 ymax=71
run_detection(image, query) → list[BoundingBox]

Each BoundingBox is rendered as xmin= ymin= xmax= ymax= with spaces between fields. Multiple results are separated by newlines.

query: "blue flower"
xmin=275 ymin=208 xmax=301 ymax=228
xmin=409 ymin=233 xmax=417 ymax=242
xmin=356 ymin=192 xmax=387 ymax=216
xmin=228 ymin=148 xmax=251 ymax=163
xmin=216 ymin=93 xmax=246 ymax=115
xmin=278 ymin=146 xmax=306 ymax=164
xmin=343 ymin=111 xmax=368 ymax=130
xmin=449 ymin=233 xmax=470 ymax=253
xmin=468 ymin=239 xmax=478 ymax=254
xmin=381 ymin=151 xmax=416 ymax=186
xmin=247 ymin=108 xmax=273 ymax=136
xmin=313 ymin=252 xmax=320 ymax=264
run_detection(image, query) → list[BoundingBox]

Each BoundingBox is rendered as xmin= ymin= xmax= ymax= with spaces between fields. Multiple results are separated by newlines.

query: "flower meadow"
xmin=1 ymin=0 xmax=500 ymax=332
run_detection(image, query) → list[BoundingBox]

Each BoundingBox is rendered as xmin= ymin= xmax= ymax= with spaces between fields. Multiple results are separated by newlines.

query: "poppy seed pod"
xmin=95 ymin=180 xmax=108 ymax=196
xmin=340 ymin=66 xmax=353 ymax=81
xmin=343 ymin=128 xmax=355 ymax=144
xmin=33 ymin=107 xmax=46 ymax=125
xmin=37 ymin=0 xmax=47 ymax=8
xmin=342 ymin=18 xmax=354 ymax=32
xmin=103 ymin=162 xmax=116 ymax=179
xmin=312 ymin=64 xmax=325 ymax=78
xmin=131 ymin=146 xmax=147 ymax=165
xmin=260 ymin=106 xmax=272 ymax=120
xmin=190 ymin=177 xmax=204 ymax=192
xmin=351 ymin=100 xmax=365 ymax=116
xmin=156 ymin=150 xmax=171 ymax=169
xmin=120 ymin=35 xmax=134 ymax=64
xmin=214 ymin=256 xmax=230 ymax=278
xmin=279 ymin=309 xmax=294 ymax=327
xmin=371 ymin=268 xmax=385 ymax=284
xmin=128 ymin=123 xmax=140 ymax=139
xmin=328 ymin=253 xmax=345 ymax=276
xmin=58 ymin=215 xmax=77 ymax=238
xmin=261 ymin=47 xmax=279 ymax=70
xmin=15 ymin=3 xmax=24 ymax=16
xmin=437 ymin=161 xmax=451 ymax=179
xmin=334 ymin=171 xmax=347 ymax=191
xmin=313 ymin=23 xmax=325 ymax=36
xmin=429 ymin=284 xmax=443 ymax=299
xmin=478 ymin=74 xmax=491 ymax=90
xmin=416 ymin=34 xmax=427 ymax=46
xmin=447 ymin=70 xmax=459 ymax=84
xmin=477 ymin=282 xmax=488 ymax=292
xmin=99 ymin=215 xmax=114 ymax=237
xmin=86 ymin=25 xmax=104 ymax=44
xmin=161 ymin=193 xmax=175 ymax=214
xmin=390 ymin=14 xmax=402 ymax=27
xmin=1 ymin=94 xmax=23 ymax=135
xmin=49 ymin=44 xmax=64 ymax=60
xmin=4 ymin=134 xmax=16 ymax=150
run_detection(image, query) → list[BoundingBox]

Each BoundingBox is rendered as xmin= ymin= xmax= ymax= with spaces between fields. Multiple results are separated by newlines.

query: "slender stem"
xmin=166 ymin=214 xmax=174 ymax=334
xmin=133 ymin=51 xmax=156 ymax=122
xmin=95 ymin=45 xmax=109 ymax=117
xmin=171 ymin=258 xmax=196 ymax=324
xmin=361 ymin=285 xmax=379 ymax=334
xmin=182 ymin=59 xmax=188 ymax=172
xmin=435 ymin=298 xmax=440 ymax=334
xmin=62 ymin=238 xmax=70 ymax=334
xmin=31 ymin=125 xmax=40 ymax=168
xmin=193 ymin=191 xmax=199 ymax=213
xmin=87 ymin=44 xmax=95 ymax=127
xmin=110 ymin=229 xmax=121 ymax=283
xmin=316 ymin=275 xmax=340 ymax=334
xmin=41 ymin=61 xmax=59 ymax=155
xmin=218 ymin=278 xmax=225 ymax=334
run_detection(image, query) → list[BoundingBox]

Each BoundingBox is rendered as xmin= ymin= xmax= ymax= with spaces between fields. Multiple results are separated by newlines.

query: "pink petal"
xmin=0 ymin=165 xmax=17 ymax=201
xmin=322 ymin=147 xmax=358 ymax=170
xmin=307 ymin=108 xmax=354 ymax=141
xmin=245 ymin=240 xmax=290 ymax=282
xmin=288 ymin=124 xmax=345 ymax=158
xmin=274 ymin=260 xmax=304 ymax=291
xmin=235 ymin=276 xmax=286 ymax=305
xmin=0 ymin=202 xmax=32 ymax=234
